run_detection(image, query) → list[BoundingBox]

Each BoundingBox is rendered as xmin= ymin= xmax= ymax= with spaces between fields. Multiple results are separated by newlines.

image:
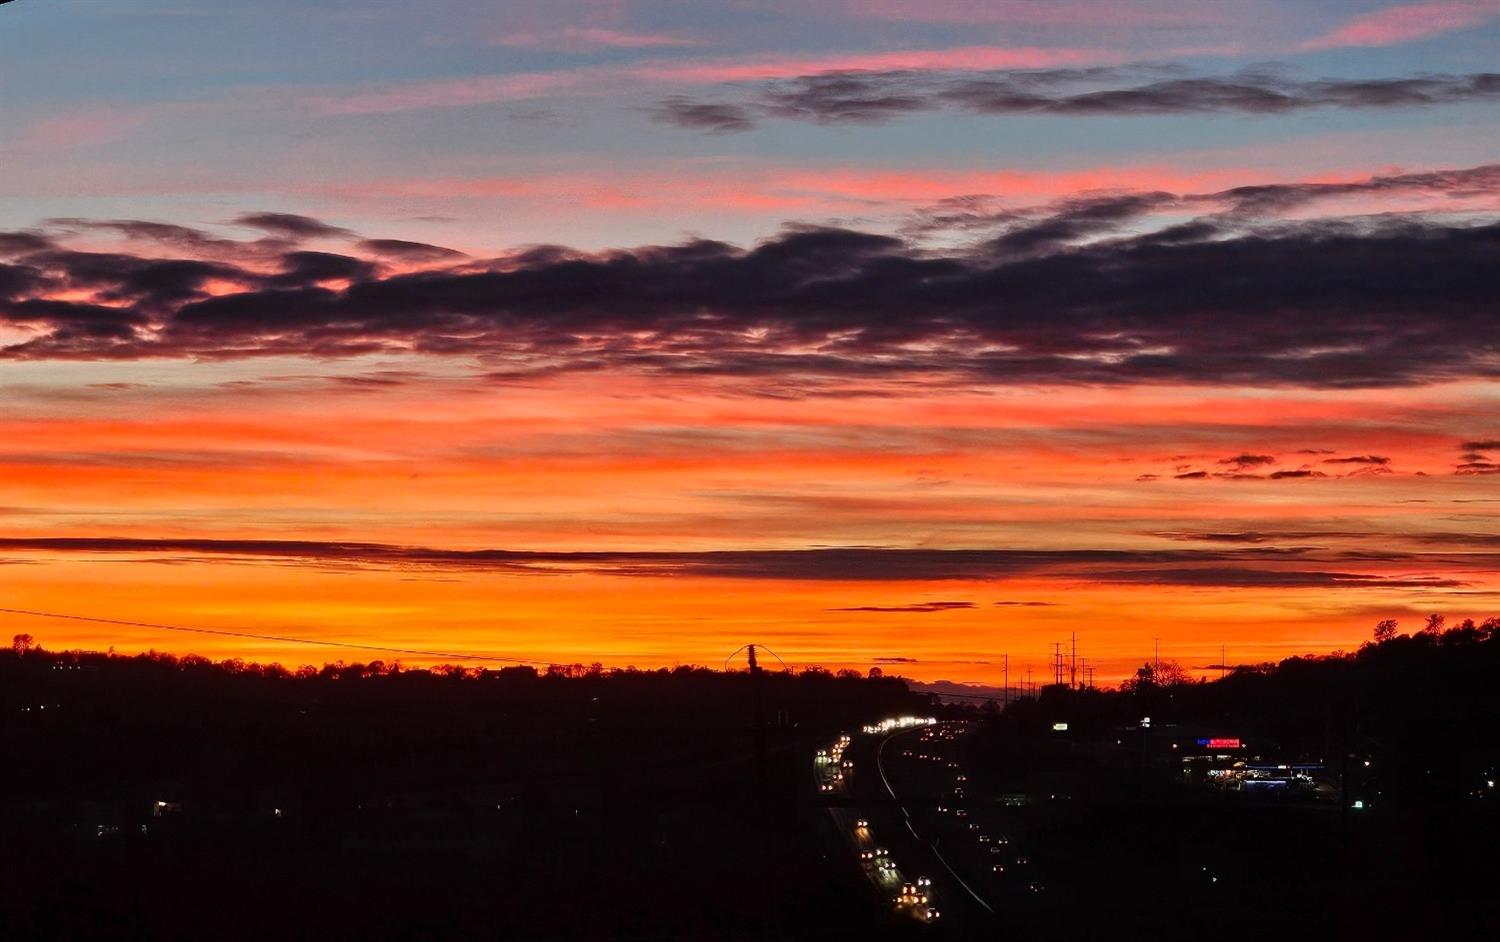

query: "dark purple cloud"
xmin=829 ymin=601 xmax=975 ymax=612
xmin=268 ymin=251 xmax=377 ymax=287
xmin=0 ymin=537 xmax=1479 ymax=590
xmin=655 ymin=67 xmax=1500 ymax=132
xmin=0 ymin=232 xmax=53 ymax=255
xmin=1082 ymin=567 xmax=1464 ymax=589
xmin=3 ymin=196 xmax=1499 ymax=390
xmin=653 ymin=97 xmax=758 ymax=133
xmin=904 ymin=163 xmax=1500 ymax=241
xmin=357 ymin=239 xmax=467 ymax=261
xmin=1455 ymin=439 xmax=1499 ymax=474
xmin=234 ymin=212 xmax=354 ymax=239
xmin=1218 ymin=454 xmax=1277 ymax=467
xmin=1153 ymin=530 xmax=1335 ymax=543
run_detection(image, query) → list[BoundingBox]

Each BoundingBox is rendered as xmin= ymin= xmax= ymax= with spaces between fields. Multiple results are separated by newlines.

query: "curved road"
xmin=836 ymin=723 xmax=998 ymax=933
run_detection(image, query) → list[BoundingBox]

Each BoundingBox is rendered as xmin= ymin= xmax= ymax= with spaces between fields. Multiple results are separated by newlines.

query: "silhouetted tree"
xmin=1442 ymin=619 xmax=1479 ymax=645
xmin=1482 ymin=617 xmax=1500 ymax=641
xmin=1154 ymin=659 xmax=1190 ymax=686
xmin=1373 ymin=619 xmax=1399 ymax=643
xmin=1120 ymin=659 xmax=1192 ymax=692
xmin=10 ymin=633 xmax=35 ymax=655
xmin=1423 ymin=613 xmax=1446 ymax=635
xmin=1121 ymin=662 xmax=1156 ymax=692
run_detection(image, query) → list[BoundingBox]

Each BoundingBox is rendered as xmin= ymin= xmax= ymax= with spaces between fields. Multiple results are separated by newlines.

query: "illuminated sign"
xmin=1195 ymin=737 xmax=1242 ymax=749
xmin=1051 ymin=722 xmax=1069 ymax=731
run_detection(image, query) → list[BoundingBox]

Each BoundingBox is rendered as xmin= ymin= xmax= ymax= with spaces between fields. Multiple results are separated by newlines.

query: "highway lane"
xmin=874 ymin=730 xmax=996 ymax=919
xmin=831 ymin=721 xmax=998 ymax=934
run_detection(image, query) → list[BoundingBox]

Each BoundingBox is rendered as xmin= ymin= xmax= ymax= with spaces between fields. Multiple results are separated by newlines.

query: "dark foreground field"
xmin=0 ymin=651 xmax=929 ymax=941
xmin=3 ymin=625 xmax=1499 ymax=941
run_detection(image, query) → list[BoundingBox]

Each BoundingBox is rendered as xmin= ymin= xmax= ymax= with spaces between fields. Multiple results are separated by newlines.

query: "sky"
xmin=1 ymin=0 xmax=1498 ymax=685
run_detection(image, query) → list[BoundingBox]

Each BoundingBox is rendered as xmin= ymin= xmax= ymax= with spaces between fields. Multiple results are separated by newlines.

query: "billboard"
xmin=1196 ymin=737 xmax=1242 ymax=749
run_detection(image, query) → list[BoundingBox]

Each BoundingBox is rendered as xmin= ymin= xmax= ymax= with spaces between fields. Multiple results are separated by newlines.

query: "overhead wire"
xmin=0 ymin=606 xmax=550 ymax=665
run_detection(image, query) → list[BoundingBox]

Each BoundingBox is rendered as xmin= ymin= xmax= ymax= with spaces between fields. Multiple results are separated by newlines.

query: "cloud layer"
xmin=0 ymin=537 xmax=1479 ymax=590
xmin=654 ymin=66 xmax=1500 ymax=132
xmin=3 ymin=166 xmax=1498 ymax=390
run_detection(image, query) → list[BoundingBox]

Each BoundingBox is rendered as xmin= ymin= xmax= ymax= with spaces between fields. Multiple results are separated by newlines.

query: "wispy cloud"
xmin=655 ymin=66 xmax=1500 ymax=132
xmin=829 ymin=600 xmax=976 ymax=612
xmin=1300 ymin=0 xmax=1500 ymax=50
xmin=306 ymin=46 xmax=1113 ymax=115
xmin=494 ymin=27 xmax=700 ymax=51
xmin=0 ymin=537 xmax=1477 ymax=589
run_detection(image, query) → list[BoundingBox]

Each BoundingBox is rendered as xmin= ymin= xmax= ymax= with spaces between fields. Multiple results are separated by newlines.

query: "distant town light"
xmin=1051 ymin=722 xmax=1069 ymax=731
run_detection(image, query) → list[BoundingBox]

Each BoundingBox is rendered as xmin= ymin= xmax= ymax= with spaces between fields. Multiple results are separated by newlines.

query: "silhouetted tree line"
xmin=0 ymin=640 xmax=933 ymax=941
xmin=951 ymin=616 xmax=1500 ymax=941
xmin=987 ymin=612 xmax=1500 ymax=808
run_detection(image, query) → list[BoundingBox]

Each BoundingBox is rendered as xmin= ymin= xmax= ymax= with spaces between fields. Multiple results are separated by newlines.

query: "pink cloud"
xmin=311 ymin=72 xmax=589 ymax=114
xmin=309 ymin=45 xmax=1117 ymax=115
xmin=630 ymin=45 xmax=1119 ymax=83
xmin=1300 ymin=0 xmax=1500 ymax=49
xmin=306 ymin=161 xmax=1263 ymax=222
xmin=14 ymin=109 xmax=153 ymax=151
xmin=826 ymin=0 xmax=1227 ymax=27
xmin=766 ymin=165 xmax=1253 ymax=203
xmin=494 ymin=27 xmax=700 ymax=51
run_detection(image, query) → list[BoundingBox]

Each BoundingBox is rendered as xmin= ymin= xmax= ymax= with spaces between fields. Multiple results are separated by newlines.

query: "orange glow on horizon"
xmin=4 ymin=364 xmax=1495 ymax=685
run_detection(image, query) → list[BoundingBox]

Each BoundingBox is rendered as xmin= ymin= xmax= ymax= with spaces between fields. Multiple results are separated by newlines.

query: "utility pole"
xmin=1003 ymin=654 xmax=1009 ymax=708
xmin=1070 ymin=632 xmax=1077 ymax=690
xmin=747 ymin=644 xmax=768 ymax=786
xmin=1154 ymin=638 xmax=1161 ymax=677
xmin=745 ymin=645 xmax=776 ymax=937
xmin=1220 ymin=645 xmax=1227 ymax=681
xmin=1052 ymin=642 xmax=1063 ymax=687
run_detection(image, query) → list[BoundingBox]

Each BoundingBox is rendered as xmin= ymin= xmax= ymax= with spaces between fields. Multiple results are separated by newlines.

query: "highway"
xmin=873 ymin=729 xmax=996 ymax=918
xmin=817 ymin=719 xmax=999 ymax=934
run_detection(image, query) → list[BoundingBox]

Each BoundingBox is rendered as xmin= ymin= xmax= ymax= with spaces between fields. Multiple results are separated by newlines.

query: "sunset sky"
xmin=2 ymin=0 xmax=1498 ymax=684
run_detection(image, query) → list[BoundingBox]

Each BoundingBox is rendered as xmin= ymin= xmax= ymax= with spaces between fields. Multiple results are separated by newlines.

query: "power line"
xmin=923 ymin=690 xmax=1007 ymax=702
xmin=0 ymin=606 xmax=551 ymax=666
